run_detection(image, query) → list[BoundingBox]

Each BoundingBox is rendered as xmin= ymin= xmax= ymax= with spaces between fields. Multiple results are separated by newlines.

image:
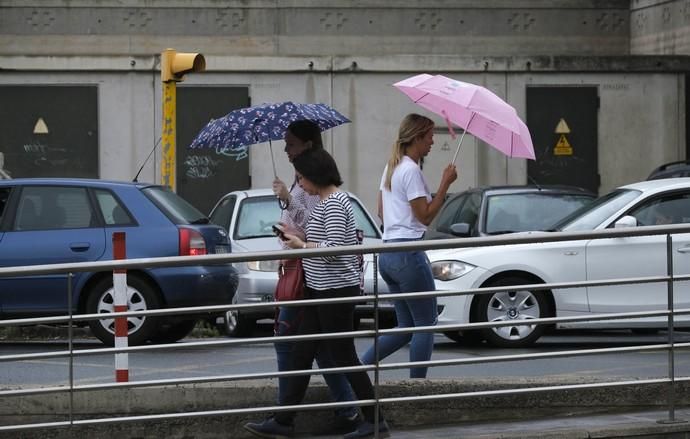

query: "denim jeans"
xmin=361 ymin=239 xmax=437 ymax=378
xmin=274 ymin=305 xmax=357 ymax=419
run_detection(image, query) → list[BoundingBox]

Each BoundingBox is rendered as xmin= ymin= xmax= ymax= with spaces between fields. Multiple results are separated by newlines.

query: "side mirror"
xmin=449 ymin=223 xmax=471 ymax=237
xmin=614 ymin=215 xmax=638 ymax=229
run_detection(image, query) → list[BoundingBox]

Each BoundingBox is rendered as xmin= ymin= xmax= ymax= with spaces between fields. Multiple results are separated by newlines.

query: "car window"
xmin=558 ymin=189 xmax=641 ymax=232
xmin=349 ymin=198 xmax=380 ymax=238
xmin=453 ymin=192 xmax=481 ymax=235
xmin=14 ymin=186 xmax=93 ymax=231
xmin=94 ymin=189 xmax=134 ymax=226
xmin=0 ymin=187 xmax=10 ymax=226
xmin=485 ymin=193 xmax=594 ymax=234
xmin=142 ymin=186 xmax=208 ymax=225
xmin=628 ymin=193 xmax=690 ymax=226
xmin=433 ymin=193 xmax=467 ymax=233
xmin=235 ymin=196 xmax=281 ymax=239
xmin=209 ymin=195 xmax=236 ymax=230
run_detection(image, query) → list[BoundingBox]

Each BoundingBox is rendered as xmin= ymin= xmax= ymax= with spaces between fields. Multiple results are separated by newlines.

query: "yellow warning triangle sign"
xmin=554 ymin=134 xmax=572 ymax=156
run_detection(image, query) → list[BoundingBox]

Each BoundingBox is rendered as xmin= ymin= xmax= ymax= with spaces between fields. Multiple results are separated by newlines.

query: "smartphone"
xmin=272 ymin=225 xmax=288 ymax=240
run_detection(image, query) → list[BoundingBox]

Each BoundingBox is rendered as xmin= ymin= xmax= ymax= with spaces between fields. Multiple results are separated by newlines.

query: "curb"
xmin=3 ymin=378 xmax=690 ymax=438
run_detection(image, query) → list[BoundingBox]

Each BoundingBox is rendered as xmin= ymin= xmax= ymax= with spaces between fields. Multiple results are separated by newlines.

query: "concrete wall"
xmin=630 ymin=0 xmax=690 ymax=55
xmin=0 ymin=0 xmax=688 ymax=214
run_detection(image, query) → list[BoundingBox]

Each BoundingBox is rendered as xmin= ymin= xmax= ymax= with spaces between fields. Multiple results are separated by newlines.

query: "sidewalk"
xmin=376 ymin=409 xmax=690 ymax=439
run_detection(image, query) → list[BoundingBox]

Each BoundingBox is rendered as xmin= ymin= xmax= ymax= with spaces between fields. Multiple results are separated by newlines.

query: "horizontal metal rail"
xmin=2 ymin=340 xmax=688 ymax=398
xmin=2 ymin=272 xmax=687 ymax=328
xmin=0 ymin=223 xmax=688 ymax=277
xmin=3 ymin=307 xmax=690 ymax=363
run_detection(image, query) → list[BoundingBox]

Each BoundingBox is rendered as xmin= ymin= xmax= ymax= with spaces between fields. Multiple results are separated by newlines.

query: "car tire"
xmin=85 ymin=275 xmax=162 ymax=346
xmin=150 ymin=319 xmax=198 ymax=344
xmin=223 ymin=309 xmax=256 ymax=337
xmin=474 ymin=276 xmax=551 ymax=348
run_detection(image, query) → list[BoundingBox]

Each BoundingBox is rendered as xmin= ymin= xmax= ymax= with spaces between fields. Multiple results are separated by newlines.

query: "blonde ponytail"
xmin=383 ymin=113 xmax=434 ymax=191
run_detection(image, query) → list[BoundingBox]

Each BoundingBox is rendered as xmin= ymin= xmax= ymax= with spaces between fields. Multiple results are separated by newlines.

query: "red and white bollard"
xmin=112 ymin=232 xmax=129 ymax=382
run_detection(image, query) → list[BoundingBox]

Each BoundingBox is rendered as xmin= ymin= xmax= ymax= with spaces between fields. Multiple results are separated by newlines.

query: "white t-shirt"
xmin=380 ymin=156 xmax=431 ymax=240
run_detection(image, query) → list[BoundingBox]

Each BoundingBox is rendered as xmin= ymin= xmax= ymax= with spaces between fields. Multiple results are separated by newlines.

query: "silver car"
xmin=209 ymin=188 xmax=394 ymax=336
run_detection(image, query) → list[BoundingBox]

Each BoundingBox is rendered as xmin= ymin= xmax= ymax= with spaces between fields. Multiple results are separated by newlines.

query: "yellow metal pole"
xmin=162 ymin=80 xmax=176 ymax=191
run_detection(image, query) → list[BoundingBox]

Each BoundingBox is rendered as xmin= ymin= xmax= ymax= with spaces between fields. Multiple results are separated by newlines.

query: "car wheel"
xmin=85 ymin=275 xmax=162 ymax=346
xmin=474 ymin=276 xmax=551 ymax=348
xmin=150 ymin=319 xmax=198 ymax=344
xmin=223 ymin=309 xmax=256 ymax=337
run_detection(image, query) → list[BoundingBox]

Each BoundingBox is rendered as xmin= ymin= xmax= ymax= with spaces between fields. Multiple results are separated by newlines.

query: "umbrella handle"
xmin=451 ymin=129 xmax=468 ymax=165
xmin=268 ymin=139 xmax=278 ymax=178
xmin=451 ymin=112 xmax=475 ymax=165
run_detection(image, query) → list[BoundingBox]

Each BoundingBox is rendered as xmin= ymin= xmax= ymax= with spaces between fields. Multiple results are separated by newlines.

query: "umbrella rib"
xmin=413 ymin=92 xmax=430 ymax=104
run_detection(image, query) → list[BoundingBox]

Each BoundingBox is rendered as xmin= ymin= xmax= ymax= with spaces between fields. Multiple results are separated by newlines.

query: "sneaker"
xmin=243 ymin=417 xmax=294 ymax=439
xmin=343 ymin=420 xmax=391 ymax=439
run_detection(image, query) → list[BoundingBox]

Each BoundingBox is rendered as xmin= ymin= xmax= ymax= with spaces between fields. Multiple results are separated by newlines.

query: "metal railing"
xmin=1 ymin=223 xmax=690 ymax=434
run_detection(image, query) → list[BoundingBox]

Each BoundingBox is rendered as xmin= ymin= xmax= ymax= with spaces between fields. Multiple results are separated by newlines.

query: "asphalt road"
xmin=3 ymin=323 xmax=690 ymax=390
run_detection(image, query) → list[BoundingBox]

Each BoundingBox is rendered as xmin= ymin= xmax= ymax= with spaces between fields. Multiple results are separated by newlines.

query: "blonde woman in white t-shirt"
xmin=361 ymin=113 xmax=457 ymax=378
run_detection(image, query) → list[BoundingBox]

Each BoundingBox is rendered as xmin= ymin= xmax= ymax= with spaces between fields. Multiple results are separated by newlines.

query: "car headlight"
xmin=247 ymin=260 xmax=280 ymax=272
xmin=431 ymin=260 xmax=476 ymax=281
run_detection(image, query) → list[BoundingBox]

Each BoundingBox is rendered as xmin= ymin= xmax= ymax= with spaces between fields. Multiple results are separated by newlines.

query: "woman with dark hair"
xmin=244 ymin=121 xmax=358 ymax=438
xmin=245 ymin=148 xmax=390 ymax=439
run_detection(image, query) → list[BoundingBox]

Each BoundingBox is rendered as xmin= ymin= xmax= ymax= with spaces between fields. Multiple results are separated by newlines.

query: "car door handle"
xmin=69 ymin=242 xmax=91 ymax=252
xmin=677 ymin=246 xmax=690 ymax=254
xmin=564 ymin=251 xmax=579 ymax=256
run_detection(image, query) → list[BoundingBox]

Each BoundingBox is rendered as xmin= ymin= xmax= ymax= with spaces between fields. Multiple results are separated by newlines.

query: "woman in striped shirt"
xmin=245 ymin=121 xmax=358 ymax=439
xmin=274 ymin=148 xmax=389 ymax=439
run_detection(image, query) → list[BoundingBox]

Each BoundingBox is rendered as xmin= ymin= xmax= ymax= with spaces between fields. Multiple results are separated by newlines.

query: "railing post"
xmin=112 ymin=232 xmax=129 ymax=382
xmin=658 ymin=233 xmax=686 ymax=424
xmin=67 ymin=272 xmax=74 ymax=426
xmin=372 ymin=253 xmax=381 ymax=434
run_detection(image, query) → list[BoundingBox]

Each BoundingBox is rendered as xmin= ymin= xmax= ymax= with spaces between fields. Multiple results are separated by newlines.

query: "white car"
xmin=209 ymin=188 xmax=394 ymax=336
xmin=429 ymin=178 xmax=690 ymax=348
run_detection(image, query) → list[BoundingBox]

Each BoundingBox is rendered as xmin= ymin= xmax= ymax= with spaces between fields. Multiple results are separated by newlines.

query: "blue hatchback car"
xmin=0 ymin=178 xmax=238 ymax=345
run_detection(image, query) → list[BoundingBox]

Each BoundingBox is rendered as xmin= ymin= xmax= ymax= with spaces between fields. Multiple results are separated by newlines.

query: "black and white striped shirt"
xmin=303 ymin=191 xmax=360 ymax=291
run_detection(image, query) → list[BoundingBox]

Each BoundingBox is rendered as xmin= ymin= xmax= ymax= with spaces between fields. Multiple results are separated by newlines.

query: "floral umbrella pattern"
xmin=189 ymin=101 xmax=351 ymax=161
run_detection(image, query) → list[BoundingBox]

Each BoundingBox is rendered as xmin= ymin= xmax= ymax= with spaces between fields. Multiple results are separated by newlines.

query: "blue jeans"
xmin=361 ymin=240 xmax=437 ymax=378
xmin=274 ymin=305 xmax=357 ymax=419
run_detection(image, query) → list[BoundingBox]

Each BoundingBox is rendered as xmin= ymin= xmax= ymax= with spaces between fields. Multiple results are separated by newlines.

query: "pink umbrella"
xmin=394 ymin=73 xmax=535 ymax=162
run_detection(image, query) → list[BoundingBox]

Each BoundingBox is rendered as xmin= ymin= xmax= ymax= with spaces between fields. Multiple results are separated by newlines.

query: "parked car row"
xmin=0 ymin=178 xmax=237 ymax=346
xmin=4 ymin=158 xmax=689 ymax=347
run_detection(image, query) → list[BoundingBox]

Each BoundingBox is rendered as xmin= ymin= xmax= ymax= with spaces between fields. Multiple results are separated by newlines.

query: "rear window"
xmin=142 ymin=186 xmax=208 ymax=225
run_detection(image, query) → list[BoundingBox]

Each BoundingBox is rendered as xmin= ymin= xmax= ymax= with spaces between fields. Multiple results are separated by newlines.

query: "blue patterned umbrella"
xmin=189 ymin=101 xmax=350 ymax=174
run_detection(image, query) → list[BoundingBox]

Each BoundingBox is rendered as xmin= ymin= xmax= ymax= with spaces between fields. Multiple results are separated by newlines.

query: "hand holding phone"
xmin=272 ymin=224 xmax=288 ymax=241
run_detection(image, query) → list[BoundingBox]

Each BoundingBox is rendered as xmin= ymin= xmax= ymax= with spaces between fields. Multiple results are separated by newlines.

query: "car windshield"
xmin=555 ymin=189 xmax=641 ymax=232
xmin=235 ymin=196 xmax=281 ymax=239
xmin=485 ymin=192 xmax=594 ymax=235
xmin=142 ymin=186 xmax=209 ymax=225
xmin=235 ymin=195 xmax=381 ymax=240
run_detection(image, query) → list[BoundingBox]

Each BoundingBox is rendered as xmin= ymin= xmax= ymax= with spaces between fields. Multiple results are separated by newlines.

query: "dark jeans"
xmin=274 ymin=285 xmax=382 ymax=425
xmin=274 ymin=306 xmax=357 ymax=419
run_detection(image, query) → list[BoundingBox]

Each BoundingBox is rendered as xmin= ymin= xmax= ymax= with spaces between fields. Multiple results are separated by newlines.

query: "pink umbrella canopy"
xmin=394 ymin=73 xmax=535 ymax=161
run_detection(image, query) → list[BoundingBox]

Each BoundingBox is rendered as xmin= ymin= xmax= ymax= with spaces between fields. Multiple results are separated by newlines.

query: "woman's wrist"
xmin=302 ymin=242 xmax=308 ymax=249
